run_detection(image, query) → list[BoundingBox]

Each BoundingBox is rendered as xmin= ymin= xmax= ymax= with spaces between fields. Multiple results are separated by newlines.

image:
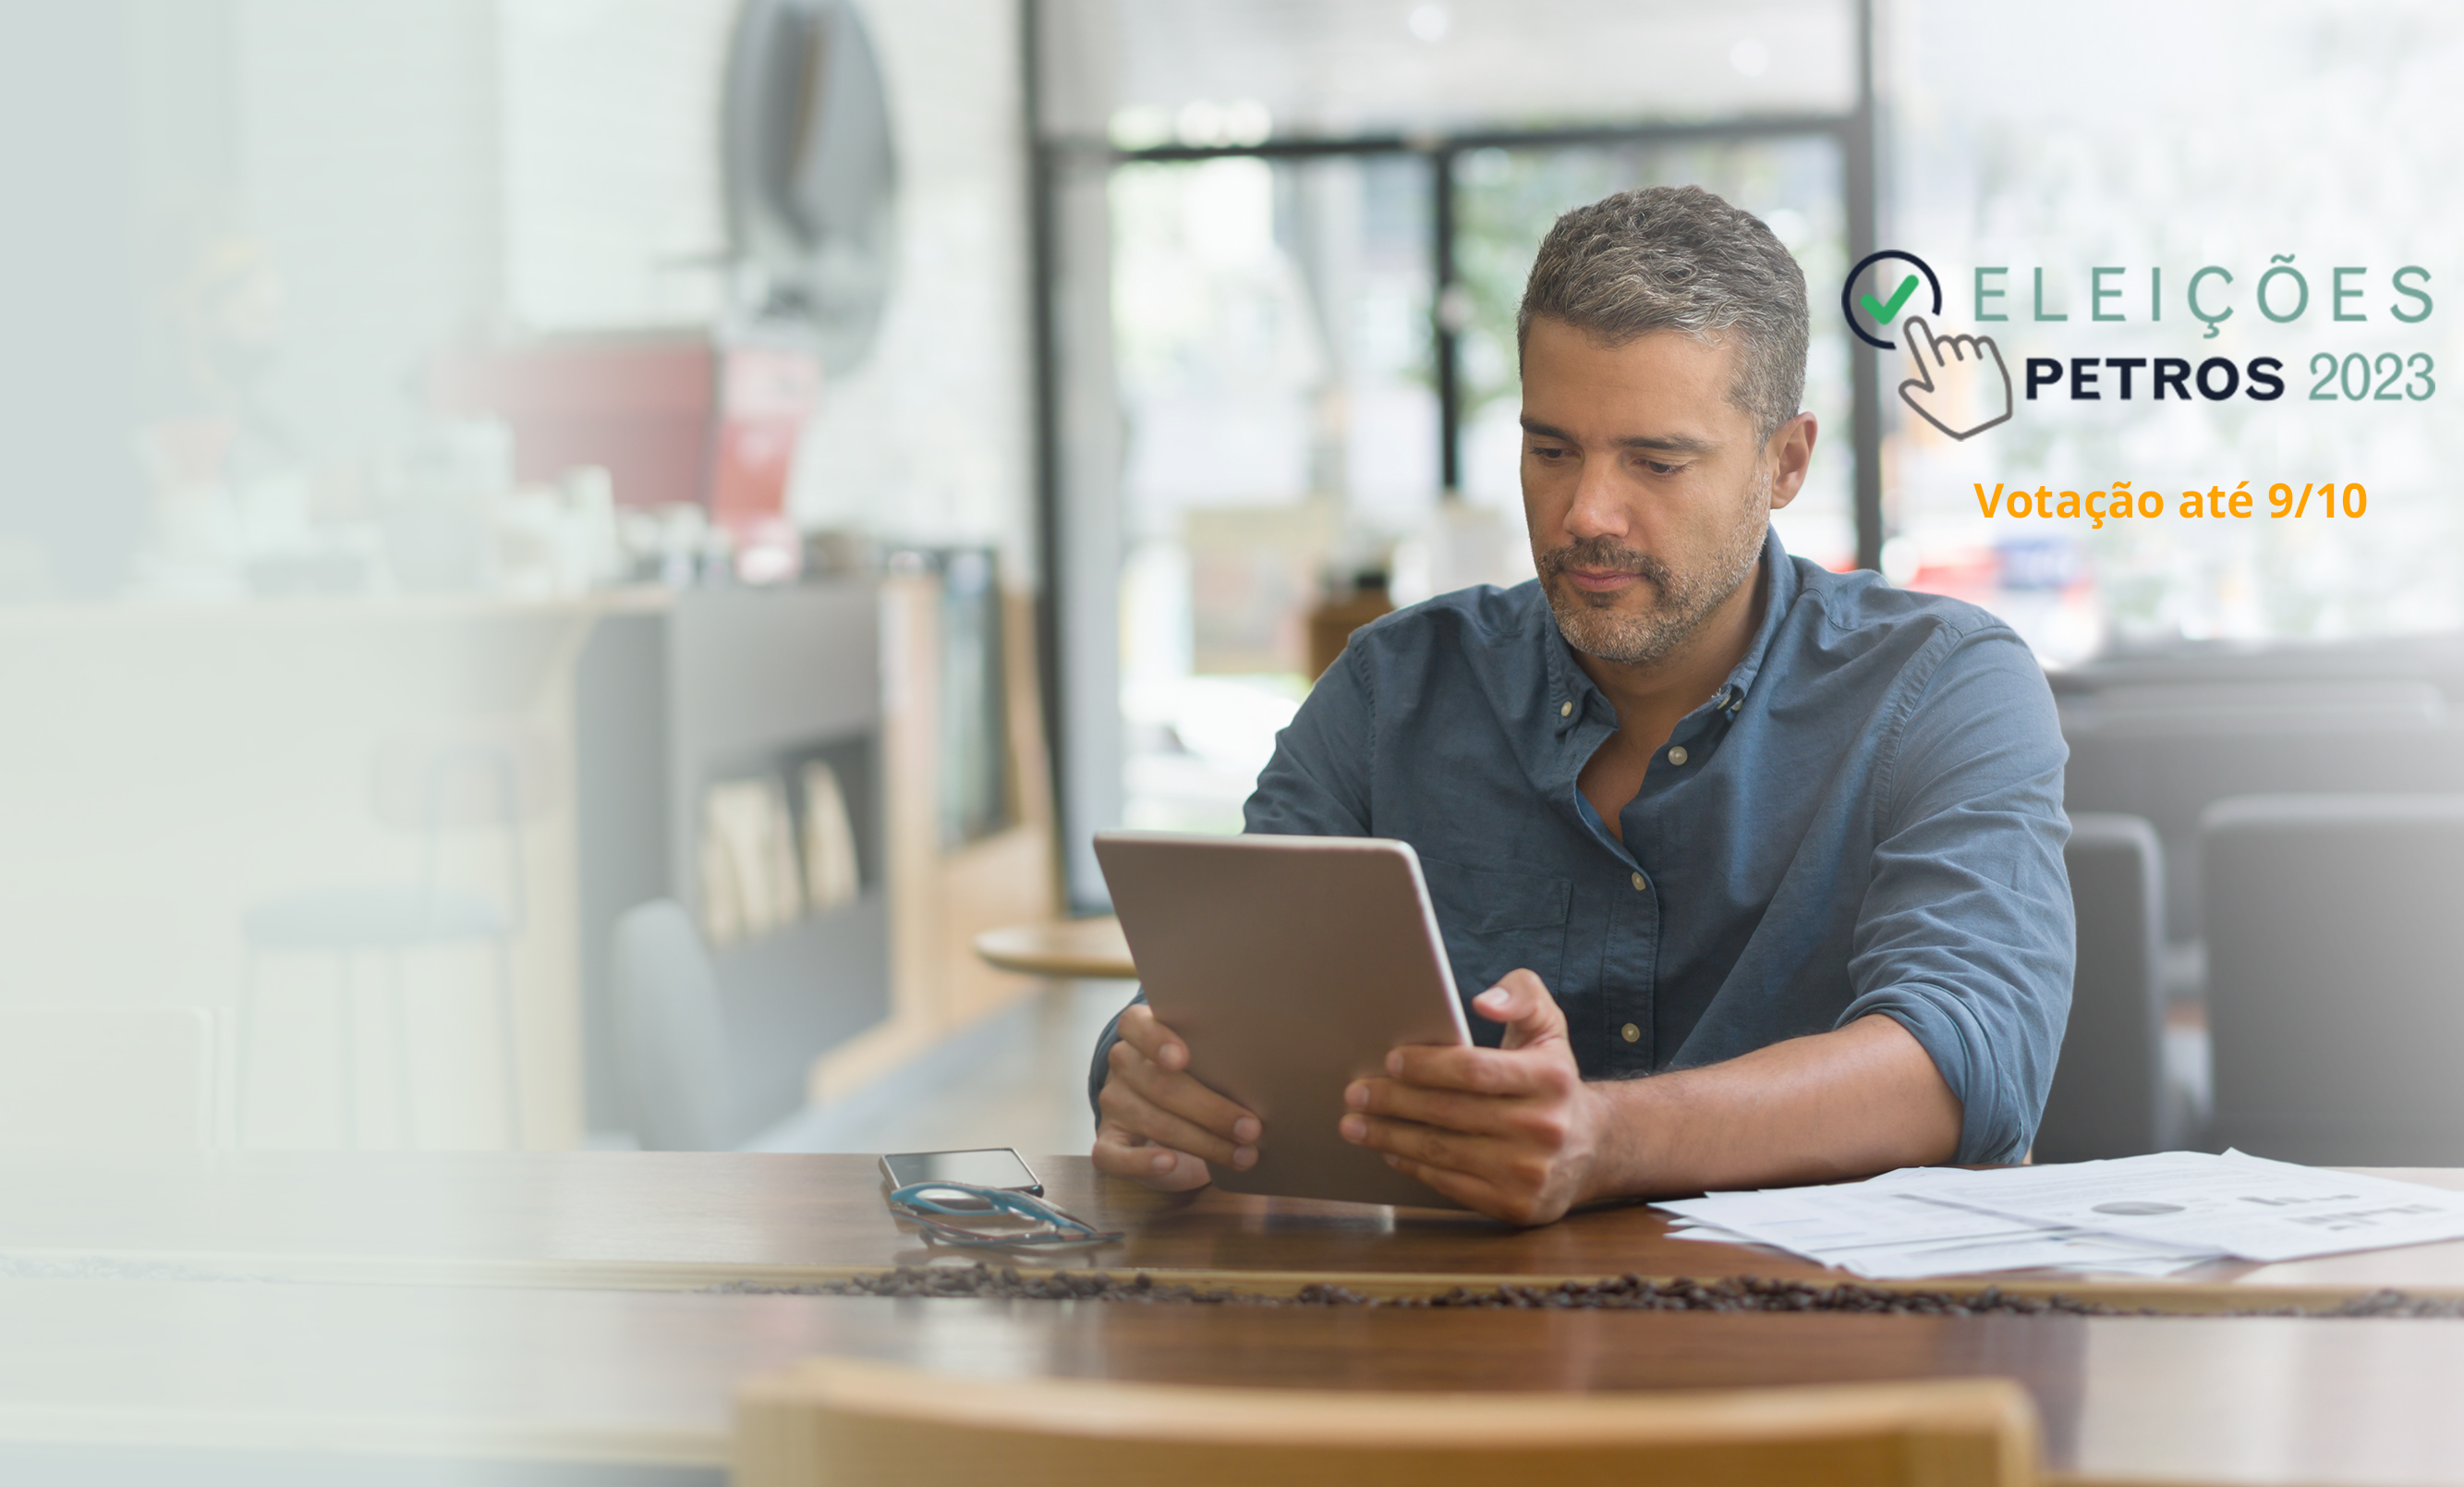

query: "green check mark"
xmin=1860 ymin=273 xmax=1919 ymax=325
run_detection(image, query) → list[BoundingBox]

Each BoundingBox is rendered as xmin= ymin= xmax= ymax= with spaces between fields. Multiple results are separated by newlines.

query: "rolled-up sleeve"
xmin=1838 ymin=627 xmax=2073 ymax=1164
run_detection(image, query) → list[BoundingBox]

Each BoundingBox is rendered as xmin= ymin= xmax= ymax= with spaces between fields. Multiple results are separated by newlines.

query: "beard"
xmin=1537 ymin=472 xmax=1771 ymax=667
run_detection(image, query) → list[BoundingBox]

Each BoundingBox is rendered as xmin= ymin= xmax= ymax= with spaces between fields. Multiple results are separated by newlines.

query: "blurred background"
xmin=0 ymin=0 xmax=2455 ymax=1165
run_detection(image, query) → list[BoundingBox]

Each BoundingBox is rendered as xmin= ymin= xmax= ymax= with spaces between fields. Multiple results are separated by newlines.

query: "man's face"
xmin=1518 ymin=316 xmax=1808 ymax=667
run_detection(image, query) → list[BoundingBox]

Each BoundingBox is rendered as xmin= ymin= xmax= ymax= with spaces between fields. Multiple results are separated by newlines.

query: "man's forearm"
xmin=1583 ymin=1014 xmax=1963 ymax=1202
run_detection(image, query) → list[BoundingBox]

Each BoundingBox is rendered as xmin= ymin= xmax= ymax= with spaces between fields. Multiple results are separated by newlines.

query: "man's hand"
xmin=1897 ymin=314 xmax=2013 ymax=442
xmin=1348 ymin=980 xmax=1965 ymax=1221
xmin=1091 ymin=1003 xmax=1261 ymax=1191
xmin=1338 ymin=970 xmax=1612 ymax=1225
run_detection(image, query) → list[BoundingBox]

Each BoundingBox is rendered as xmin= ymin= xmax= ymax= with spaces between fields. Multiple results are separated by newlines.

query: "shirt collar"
xmin=1718 ymin=526 xmax=1797 ymax=712
xmin=1542 ymin=525 xmax=1796 ymax=735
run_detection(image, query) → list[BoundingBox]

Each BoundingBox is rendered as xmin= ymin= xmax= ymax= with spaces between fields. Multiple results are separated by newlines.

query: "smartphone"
xmin=878 ymin=1148 xmax=1044 ymax=1211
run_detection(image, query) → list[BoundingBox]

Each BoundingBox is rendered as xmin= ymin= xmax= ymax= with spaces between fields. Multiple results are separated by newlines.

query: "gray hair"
xmin=1516 ymin=186 xmax=1809 ymax=445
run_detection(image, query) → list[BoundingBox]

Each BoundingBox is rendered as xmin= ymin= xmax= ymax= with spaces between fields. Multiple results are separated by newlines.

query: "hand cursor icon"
xmin=1897 ymin=316 xmax=2013 ymax=441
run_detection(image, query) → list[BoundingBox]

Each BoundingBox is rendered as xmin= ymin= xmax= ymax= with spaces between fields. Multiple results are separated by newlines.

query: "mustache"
xmin=1537 ymin=537 xmax=1672 ymax=587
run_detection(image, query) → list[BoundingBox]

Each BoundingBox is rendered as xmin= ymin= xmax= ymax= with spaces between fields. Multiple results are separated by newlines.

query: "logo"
xmin=1838 ymin=249 xmax=2438 ymax=535
xmin=1843 ymin=249 xmax=2013 ymax=442
xmin=1841 ymin=250 xmax=2438 ymax=446
xmin=1840 ymin=250 xmax=1942 ymax=350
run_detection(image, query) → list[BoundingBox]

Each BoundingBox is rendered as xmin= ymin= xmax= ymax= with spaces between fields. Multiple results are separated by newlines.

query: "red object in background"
xmin=1906 ymin=549 xmax=2001 ymax=604
xmin=710 ymin=345 xmax=822 ymax=530
xmin=431 ymin=332 xmax=821 ymax=531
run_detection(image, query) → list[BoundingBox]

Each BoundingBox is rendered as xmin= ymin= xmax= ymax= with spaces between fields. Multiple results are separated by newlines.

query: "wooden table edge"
xmin=972 ymin=947 xmax=1136 ymax=980
xmin=22 ymin=1248 xmax=2456 ymax=1313
xmin=0 ymin=1400 xmax=2347 ymax=1487
xmin=969 ymin=919 xmax=1136 ymax=980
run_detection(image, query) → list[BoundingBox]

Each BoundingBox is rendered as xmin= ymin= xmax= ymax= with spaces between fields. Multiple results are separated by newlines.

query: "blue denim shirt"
xmin=1092 ymin=530 xmax=2073 ymax=1164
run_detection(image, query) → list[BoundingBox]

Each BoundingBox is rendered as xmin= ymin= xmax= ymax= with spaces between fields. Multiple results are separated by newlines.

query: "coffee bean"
xmin=711 ymin=1265 xmax=2464 ymax=1320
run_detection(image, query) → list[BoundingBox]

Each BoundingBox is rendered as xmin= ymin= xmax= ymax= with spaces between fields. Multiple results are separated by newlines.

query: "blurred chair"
xmin=2204 ymin=794 xmax=2464 ymax=1164
xmin=239 ymin=723 xmax=551 ymax=1149
xmin=734 ymin=1359 xmax=2039 ymax=1487
xmin=0 ymin=1007 xmax=228 ymax=1152
xmin=2033 ymin=814 xmax=2172 ymax=1161
xmin=2059 ymin=691 xmax=2463 ymax=952
xmin=614 ymin=890 xmax=898 ymax=1151
xmin=611 ymin=899 xmax=733 ymax=1152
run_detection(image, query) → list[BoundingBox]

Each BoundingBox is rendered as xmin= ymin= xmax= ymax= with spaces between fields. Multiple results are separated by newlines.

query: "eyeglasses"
xmin=885 ymin=1182 xmax=1125 ymax=1251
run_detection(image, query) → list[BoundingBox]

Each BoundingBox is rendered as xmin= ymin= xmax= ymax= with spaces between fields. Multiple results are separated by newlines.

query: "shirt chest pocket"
xmin=1420 ymin=857 xmax=1572 ymax=1003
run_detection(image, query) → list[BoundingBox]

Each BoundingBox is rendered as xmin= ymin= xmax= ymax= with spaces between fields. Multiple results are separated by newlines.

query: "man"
xmin=1089 ymin=186 xmax=2071 ymax=1225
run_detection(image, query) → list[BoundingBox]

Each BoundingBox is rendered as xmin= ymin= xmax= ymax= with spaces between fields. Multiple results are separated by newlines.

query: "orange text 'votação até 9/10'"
xmin=1974 ymin=481 xmax=2368 ymax=526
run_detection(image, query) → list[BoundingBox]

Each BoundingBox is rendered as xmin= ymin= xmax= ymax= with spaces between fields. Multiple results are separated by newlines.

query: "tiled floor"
xmin=746 ymin=980 xmax=1135 ymax=1160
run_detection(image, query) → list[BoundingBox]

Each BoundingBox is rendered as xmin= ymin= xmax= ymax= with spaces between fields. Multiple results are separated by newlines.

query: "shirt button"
xmin=1667 ymin=746 xmax=1689 ymax=766
xmin=1620 ymin=1022 xmax=1641 ymax=1043
xmin=1630 ymin=871 xmax=1647 ymax=892
xmin=1560 ymin=700 xmax=1573 ymax=718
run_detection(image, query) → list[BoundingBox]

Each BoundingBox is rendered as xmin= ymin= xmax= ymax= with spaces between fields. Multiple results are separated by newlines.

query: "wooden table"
xmin=971 ymin=915 xmax=1136 ymax=980
xmin=10 ymin=1152 xmax=2463 ymax=1309
xmin=6 ymin=1279 xmax=2464 ymax=1485
xmin=11 ymin=1154 xmax=2464 ymax=1485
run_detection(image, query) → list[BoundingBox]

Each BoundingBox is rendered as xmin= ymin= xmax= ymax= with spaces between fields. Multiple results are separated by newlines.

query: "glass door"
xmin=1111 ymin=152 xmax=1436 ymax=834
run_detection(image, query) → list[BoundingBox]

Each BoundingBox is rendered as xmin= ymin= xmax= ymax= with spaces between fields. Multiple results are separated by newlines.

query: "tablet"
xmin=1094 ymin=830 xmax=1472 ymax=1210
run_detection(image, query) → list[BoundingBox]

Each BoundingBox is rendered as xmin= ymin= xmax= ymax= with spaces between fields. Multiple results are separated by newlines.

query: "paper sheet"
xmin=1654 ymin=1152 xmax=2464 ymax=1278
xmin=1906 ymin=1151 xmax=2464 ymax=1263
xmin=1660 ymin=1168 xmax=2095 ymax=1256
xmin=1828 ymin=1226 xmax=2217 ymax=1280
